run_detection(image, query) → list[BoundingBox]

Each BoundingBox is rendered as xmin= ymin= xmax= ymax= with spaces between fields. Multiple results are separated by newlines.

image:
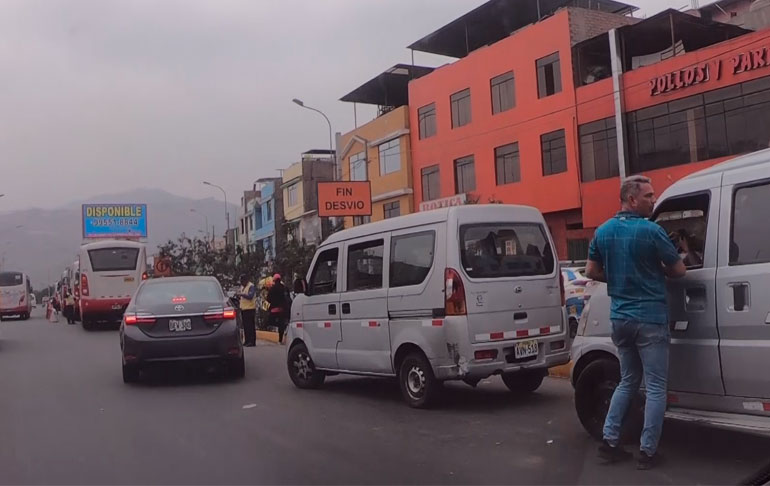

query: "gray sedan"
xmin=119 ymin=276 xmax=244 ymax=383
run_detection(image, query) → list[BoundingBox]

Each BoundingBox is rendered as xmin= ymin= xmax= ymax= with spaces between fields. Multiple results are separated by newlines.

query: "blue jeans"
xmin=603 ymin=320 xmax=670 ymax=455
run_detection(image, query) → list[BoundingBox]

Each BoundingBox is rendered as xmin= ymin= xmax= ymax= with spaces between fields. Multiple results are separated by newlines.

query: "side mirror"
xmin=293 ymin=278 xmax=307 ymax=295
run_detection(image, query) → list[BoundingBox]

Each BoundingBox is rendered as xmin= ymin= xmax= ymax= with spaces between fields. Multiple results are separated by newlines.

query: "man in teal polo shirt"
xmin=586 ymin=175 xmax=686 ymax=470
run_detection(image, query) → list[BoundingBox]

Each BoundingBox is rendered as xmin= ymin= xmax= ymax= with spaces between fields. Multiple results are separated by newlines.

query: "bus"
xmin=0 ymin=271 xmax=32 ymax=321
xmin=78 ymin=240 xmax=147 ymax=330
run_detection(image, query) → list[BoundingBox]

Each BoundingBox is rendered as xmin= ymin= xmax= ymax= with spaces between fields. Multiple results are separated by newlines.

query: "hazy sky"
xmin=0 ymin=0 xmax=674 ymax=212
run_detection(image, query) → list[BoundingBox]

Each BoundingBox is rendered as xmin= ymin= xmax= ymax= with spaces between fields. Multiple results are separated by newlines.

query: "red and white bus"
xmin=0 ymin=271 xmax=32 ymax=321
xmin=79 ymin=240 xmax=147 ymax=330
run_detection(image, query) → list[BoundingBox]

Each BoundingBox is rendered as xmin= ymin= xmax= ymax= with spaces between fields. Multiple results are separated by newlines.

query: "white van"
xmin=286 ymin=205 xmax=570 ymax=407
xmin=79 ymin=240 xmax=147 ymax=330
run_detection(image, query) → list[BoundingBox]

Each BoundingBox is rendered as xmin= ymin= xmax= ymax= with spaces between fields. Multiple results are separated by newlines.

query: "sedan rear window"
xmin=0 ymin=272 xmax=23 ymax=287
xmin=135 ymin=280 xmax=224 ymax=306
xmin=460 ymin=223 xmax=555 ymax=278
xmin=88 ymin=248 xmax=140 ymax=272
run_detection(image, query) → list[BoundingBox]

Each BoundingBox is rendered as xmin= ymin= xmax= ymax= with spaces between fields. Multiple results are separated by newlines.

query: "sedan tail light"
xmin=204 ymin=307 xmax=237 ymax=321
xmin=124 ymin=313 xmax=156 ymax=325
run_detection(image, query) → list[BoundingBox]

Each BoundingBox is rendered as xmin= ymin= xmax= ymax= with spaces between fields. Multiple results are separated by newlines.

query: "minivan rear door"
xmin=457 ymin=219 xmax=563 ymax=358
xmin=716 ymin=168 xmax=770 ymax=399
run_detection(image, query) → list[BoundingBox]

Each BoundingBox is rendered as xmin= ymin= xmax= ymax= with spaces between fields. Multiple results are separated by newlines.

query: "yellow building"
xmin=280 ymin=150 xmax=335 ymax=244
xmin=338 ymin=64 xmax=434 ymax=228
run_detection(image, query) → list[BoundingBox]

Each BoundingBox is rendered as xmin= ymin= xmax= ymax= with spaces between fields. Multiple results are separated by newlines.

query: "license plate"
xmin=124 ymin=277 xmax=135 ymax=282
xmin=514 ymin=339 xmax=539 ymax=359
xmin=112 ymin=304 xmax=123 ymax=310
xmin=169 ymin=318 xmax=192 ymax=332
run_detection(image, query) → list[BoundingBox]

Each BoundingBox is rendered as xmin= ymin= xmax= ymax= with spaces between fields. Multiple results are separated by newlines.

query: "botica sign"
xmin=649 ymin=46 xmax=770 ymax=96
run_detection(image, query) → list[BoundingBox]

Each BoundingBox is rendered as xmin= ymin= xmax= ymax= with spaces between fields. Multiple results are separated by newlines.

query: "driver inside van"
xmin=670 ymin=229 xmax=704 ymax=267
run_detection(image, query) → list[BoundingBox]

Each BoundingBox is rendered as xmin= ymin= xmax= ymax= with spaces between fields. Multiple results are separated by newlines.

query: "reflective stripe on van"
xmin=474 ymin=325 xmax=561 ymax=342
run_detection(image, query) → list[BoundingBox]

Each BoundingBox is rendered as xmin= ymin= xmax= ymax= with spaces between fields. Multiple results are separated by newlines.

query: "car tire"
xmin=574 ymin=357 xmax=643 ymax=442
xmin=122 ymin=364 xmax=140 ymax=384
xmin=82 ymin=319 xmax=93 ymax=331
xmin=287 ymin=343 xmax=325 ymax=389
xmin=501 ymin=369 xmax=546 ymax=393
xmin=229 ymin=356 xmax=245 ymax=379
xmin=398 ymin=352 xmax=439 ymax=409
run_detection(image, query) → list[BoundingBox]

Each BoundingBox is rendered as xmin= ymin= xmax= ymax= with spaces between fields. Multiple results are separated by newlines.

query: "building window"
xmin=541 ymin=129 xmax=567 ymax=176
xmin=625 ymin=78 xmax=770 ymax=174
xmin=350 ymin=151 xmax=367 ymax=181
xmin=579 ymin=117 xmax=619 ymax=182
xmin=495 ymin=142 xmax=520 ymax=185
xmin=378 ymin=139 xmax=401 ymax=175
xmin=450 ymin=88 xmax=472 ymax=128
xmin=421 ymin=165 xmax=440 ymax=201
xmin=491 ymin=71 xmax=515 ymax=114
xmin=352 ymin=215 xmax=371 ymax=227
xmin=454 ymin=155 xmax=476 ymax=194
xmin=536 ymin=52 xmax=562 ymax=98
xmin=567 ymin=239 xmax=590 ymax=261
xmin=383 ymin=201 xmax=401 ymax=219
xmin=287 ymin=183 xmax=299 ymax=207
xmin=418 ymin=103 xmax=436 ymax=139
xmin=265 ymin=200 xmax=273 ymax=221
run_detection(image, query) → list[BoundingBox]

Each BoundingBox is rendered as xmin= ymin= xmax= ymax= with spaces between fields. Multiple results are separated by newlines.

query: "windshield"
xmin=135 ymin=280 xmax=223 ymax=306
xmin=0 ymin=272 xmax=24 ymax=287
xmin=460 ymin=223 xmax=555 ymax=278
xmin=88 ymin=248 xmax=140 ymax=272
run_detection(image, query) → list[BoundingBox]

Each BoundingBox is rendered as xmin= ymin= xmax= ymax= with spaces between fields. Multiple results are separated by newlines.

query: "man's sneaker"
xmin=637 ymin=451 xmax=664 ymax=470
xmin=598 ymin=440 xmax=632 ymax=464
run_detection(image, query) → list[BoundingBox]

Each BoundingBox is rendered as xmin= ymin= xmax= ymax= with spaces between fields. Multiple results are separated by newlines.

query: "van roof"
xmin=681 ymin=147 xmax=770 ymax=182
xmin=80 ymin=240 xmax=145 ymax=250
xmin=321 ymin=204 xmax=543 ymax=247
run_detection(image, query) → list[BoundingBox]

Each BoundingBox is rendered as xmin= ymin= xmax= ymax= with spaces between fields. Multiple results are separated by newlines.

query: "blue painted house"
xmin=248 ymin=178 xmax=284 ymax=260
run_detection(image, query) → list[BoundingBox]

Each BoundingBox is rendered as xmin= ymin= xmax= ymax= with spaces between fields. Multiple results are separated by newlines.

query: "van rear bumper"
xmin=432 ymin=337 xmax=571 ymax=381
xmin=81 ymin=298 xmax=131 ymax=321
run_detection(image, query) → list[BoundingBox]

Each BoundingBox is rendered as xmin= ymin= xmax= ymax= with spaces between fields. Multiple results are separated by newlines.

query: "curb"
xmin=256 ymin=330 xmax=281 ymax=344
xmin=549 ymin=362 xmax=573 ymax=379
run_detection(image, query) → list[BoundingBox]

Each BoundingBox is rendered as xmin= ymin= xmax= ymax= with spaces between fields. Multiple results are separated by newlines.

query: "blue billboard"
xmin=82 ymin=204 xmax=148 ymax=239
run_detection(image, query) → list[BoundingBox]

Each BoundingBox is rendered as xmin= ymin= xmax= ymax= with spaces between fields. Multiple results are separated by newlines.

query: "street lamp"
xmin=202 ymin=181 xmax=230 ymax=240
xmin=292 ymin=98 xmax=336 ymax=180
xmin=190 ymin=209 xmax=209 ymax=242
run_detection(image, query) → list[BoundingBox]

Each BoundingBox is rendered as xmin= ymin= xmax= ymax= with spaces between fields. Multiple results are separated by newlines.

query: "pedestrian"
xmin=51 ymin=295 xmax=61 ymax=322
xmin=266 ymin=273 xmax=289 ymax=344
xmin=63 ymin=292 xmax=76 ymax=325
xmin=237 ymin=274 xmax=257 ymax=347
xmin=585 ymin=175 xmax=686 ymax=470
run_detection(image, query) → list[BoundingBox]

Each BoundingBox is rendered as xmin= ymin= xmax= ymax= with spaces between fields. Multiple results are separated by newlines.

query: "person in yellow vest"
xmin=64 ymin=292 xmax=76 ymax=325
xmin=237 ymin=274 xmax=257 ymax=347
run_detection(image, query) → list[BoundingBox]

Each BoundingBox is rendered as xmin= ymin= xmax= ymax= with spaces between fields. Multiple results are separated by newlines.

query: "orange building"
xmin=408 ymin=0 xmax=763 ymax=260
xmin=338 ymin=65 xmax=434 ymax=228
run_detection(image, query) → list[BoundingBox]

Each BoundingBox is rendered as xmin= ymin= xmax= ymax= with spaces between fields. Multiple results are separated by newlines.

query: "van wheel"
xmin=574 ymin=358 xmax=643 ymax=442
xmin=122 ymin=364 xmax=140 ymax=384
xmin=287 ymin=343 xmax=325 ymax=389
xmin=398 ymin=352 xmax=439 ymax=409
xmin=501 ymin=369 xmax=546 ymax=393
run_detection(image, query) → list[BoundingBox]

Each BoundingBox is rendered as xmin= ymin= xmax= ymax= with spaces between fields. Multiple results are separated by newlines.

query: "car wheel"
xmin=82 ymin=319 xmax=93 ymax=331
xmin=398 ymin=352 xmax=439 ymax=409
xmin=122 ymin=363 xmax=140 ymax=384
xmin=287 ymin=343 xmax=325 ymax=389
xmin=501 ymin=369 xmax=546 ymax=393
xmin=229 ymin=356 xmax=245 ymax=379
xmin=574 ymin=358 xmax=643 ymax=442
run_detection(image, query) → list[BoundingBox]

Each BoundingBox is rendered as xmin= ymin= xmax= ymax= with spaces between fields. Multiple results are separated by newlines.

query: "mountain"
xmin=0 ymin=189 xmax=238 ymax=290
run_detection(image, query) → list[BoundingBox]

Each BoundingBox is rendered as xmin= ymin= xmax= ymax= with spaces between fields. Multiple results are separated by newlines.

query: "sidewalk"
xmin=256 ymin=330 xmax=281 ymax=344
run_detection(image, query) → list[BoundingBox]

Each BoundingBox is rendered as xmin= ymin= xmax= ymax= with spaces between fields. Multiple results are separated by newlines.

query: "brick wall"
xmin=567 ymin=7 xmax=640 ymax=46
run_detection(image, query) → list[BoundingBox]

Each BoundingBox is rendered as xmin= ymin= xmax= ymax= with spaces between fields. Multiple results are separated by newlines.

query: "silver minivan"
xmin=572 ymin=150 xmax=770 ymax=438
xmin=286 ymin=205 xmax=570 ymax=407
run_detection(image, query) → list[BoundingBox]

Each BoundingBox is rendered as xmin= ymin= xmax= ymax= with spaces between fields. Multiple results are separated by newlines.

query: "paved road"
xmin=1 ymin=311 xmax=769 ymax=485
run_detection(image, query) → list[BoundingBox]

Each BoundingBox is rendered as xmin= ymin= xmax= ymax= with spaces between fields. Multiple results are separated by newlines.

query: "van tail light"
xmin=141 ymin=272 xmax=148 ymax=281
xmin=474 ymin=349 xmax=498 ymax=360
xmin=445 ymin=268 xmax=467 ymax=316
xmin=559 ymin=271 xmax=566 ymax=306
xmin=124 ymin=313 xmax=156 ymax=325
xmin=80 ymin=273 xmax=89 ymax=297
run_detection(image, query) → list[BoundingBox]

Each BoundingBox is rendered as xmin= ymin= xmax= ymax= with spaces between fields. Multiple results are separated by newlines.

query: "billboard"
xmin=82 ymin=204 xmax=148 ymax=239
xmin=317 ymin=181 xmax=372 ymax=217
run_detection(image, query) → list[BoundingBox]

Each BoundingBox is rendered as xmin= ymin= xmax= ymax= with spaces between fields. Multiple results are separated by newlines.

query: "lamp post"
xmin=202 ymin=181 xmax=232 ymax=251
xmin=292 ymin=98 xmax=336 ymax=180
xmin=190 ymin=209 xmax=209 ymax=242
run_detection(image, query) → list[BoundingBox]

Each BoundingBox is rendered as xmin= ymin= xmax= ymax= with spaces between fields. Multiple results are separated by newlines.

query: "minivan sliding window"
xmin=347 ymin=240 xmax=384 ymax=291
xmin=88 ymin=248 xmax=139 ymax=272
xmin=460 ymin=224 xmax=554 ymax=278
xmin=390 ymin=231 xmax=435 ymax=288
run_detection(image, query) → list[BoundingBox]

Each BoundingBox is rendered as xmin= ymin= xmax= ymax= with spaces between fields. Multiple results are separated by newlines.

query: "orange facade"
xmin=409 ymin=7 xmax=770 ymax=259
